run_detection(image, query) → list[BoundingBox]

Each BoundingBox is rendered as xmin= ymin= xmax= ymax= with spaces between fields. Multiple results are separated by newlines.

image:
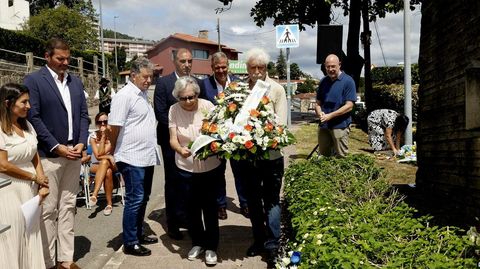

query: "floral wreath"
xmin=192 ymin=81 xmax=295 ymax=161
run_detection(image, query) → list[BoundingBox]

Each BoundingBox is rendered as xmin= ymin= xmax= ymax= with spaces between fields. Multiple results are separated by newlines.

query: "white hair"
xmin=172 ymin=76 xmax=200 ymax=99
xmin=245 ymin=48 xmax=270 ymax=66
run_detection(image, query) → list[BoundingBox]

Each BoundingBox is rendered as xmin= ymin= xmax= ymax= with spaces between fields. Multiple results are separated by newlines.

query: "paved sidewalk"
xmin=104 ymin=161 xmax=271 ymax=269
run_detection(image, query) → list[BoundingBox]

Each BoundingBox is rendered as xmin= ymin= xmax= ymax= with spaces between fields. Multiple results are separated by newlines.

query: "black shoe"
xmin=167 ymin=229 xmax=183 ymax=240
xmin=123 ymin=244 xmax=151 ymax=256
xmin=139 ymin=235 xmax=158 ymax=244
xmin=240 ymin=206 xmax=250 ymax=218
xmin=246 ymin=243 xmax=264 ymax=257
xmin=266 ymin=248 xmax=278 ymax=268
xmin=218 ymin=207 xmax=228 ymax=220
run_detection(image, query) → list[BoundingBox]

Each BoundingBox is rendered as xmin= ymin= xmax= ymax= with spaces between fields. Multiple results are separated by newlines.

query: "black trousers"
xmin=178 ymin=167 xmax=220 ymax=251
xmin=231 ymin=157 xmax=284 ymax=250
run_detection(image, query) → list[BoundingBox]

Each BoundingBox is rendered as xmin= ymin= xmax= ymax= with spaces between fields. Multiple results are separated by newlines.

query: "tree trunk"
xmin=343 ymin=0 xmax=364 ymax=92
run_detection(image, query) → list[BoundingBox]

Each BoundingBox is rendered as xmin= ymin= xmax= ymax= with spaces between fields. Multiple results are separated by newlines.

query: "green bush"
xmin=370 ymin=84 xmax=418 ymax=122
xmin=371 ymin=65 xmax=419 ymax=85
xmin=283 ymin=155 xmax=478 ymax=268
xmin=0 ymin=28 xmax=101 ymax=70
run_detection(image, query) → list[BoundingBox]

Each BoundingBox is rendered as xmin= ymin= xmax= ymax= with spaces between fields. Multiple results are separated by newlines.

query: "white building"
xmin=0 ymin=0 xmax=29 ymax=30
xmin=102 ymin=37 xmax=156 ymax=61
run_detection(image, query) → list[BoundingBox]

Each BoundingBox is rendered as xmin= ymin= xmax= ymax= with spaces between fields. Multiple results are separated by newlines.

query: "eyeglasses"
xmin=179 ymin=59 xmax=193 ymax=64
xmin=179 ymin=95 xmax=197 ymax=101
xmin=96 ymin=120 xmax=108 ymax=125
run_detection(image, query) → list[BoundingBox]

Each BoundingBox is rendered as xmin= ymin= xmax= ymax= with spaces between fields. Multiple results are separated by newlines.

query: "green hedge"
xmin=282 ymin=155 xmax=477 ymax=268
xmin=371 ymin=65 xmax=419 ymax=85
xmin=0 ymin=28 xmax=101 ymax=70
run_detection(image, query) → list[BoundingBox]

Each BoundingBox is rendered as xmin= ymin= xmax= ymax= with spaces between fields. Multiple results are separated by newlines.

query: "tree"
xmin=267 ymin=61 xmax=277 ymax=78
xmin=29 ymin=0 xmax=92 ymax=16
xmin=250 ymin=0 xmax=420 ymax=109
xmin=296 ymin=78 xmax=317 ymax=94
xmin=276 ymin=49 xmax=287 ymax=79
xmin=22 ymin=5 xmax=98 ymax=51
xmin=290 ymin=63 xmax=303 ymax=80
xmin=104 ymin=30 xmax=136 ymax=40
xmin=115 ymin=46 xmax=127 ymax=72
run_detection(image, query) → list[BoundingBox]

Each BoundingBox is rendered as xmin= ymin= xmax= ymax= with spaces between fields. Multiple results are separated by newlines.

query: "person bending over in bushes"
xmin=367 ymin=109 xmax=409 ymax=156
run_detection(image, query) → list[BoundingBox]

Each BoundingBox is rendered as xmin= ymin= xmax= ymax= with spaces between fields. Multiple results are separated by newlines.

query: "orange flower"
xmin=209 ymin=123 xmax=218 ymax=133
xmin=276 ymin=126 xmax=284 ymax=134
xmin=210 ymin=142 xmax=219 ymax=152
xmin=228 ymin=132 xmax=236 ymax=140
xmin=271 ymin=139 xmax=278 ymax=149
xmin=228 ymin=102 xmax=237 ymax=112
xmin=264 ymin=122 xmax=274 ymax=132
xmin=244 ymin=140 xmax=254 ymax=149
xmin=229 ymin=81 xmax=238 ymax=89
xmin=217 ymin=92 xmax=225 ymax=99
xmin=261 ymin=96 xmax=270 ymax=105
xmin=244 ymin=124 xmax=253 ymax=132
xmin=250 ymin=109 xmax=260 ymax=118
xmin=201 ymin=121 xmax=210 ymax=132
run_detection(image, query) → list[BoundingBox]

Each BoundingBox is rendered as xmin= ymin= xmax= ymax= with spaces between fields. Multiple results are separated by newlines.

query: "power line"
xmin=373 ymin=20 xmax=387 ymax=66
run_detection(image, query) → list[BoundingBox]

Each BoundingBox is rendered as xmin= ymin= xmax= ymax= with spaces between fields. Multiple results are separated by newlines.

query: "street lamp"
xmin=114 ymin=15 xmax=119 ymax=87
xmin=99 ymin=0 xmax=105 ymax=78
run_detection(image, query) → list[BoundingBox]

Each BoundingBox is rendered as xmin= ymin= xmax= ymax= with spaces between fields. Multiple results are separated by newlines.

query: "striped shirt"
xmin=109 ymin=81 xmax=159 ymax=167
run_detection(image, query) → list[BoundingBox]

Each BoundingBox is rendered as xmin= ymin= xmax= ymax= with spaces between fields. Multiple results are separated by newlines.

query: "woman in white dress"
xmin=0 ymin=83 xmax=49 ymax=269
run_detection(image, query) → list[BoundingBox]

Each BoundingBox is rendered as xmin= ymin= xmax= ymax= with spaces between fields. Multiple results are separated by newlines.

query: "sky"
xmin=95 ymin=0 xmax=422 ymax=79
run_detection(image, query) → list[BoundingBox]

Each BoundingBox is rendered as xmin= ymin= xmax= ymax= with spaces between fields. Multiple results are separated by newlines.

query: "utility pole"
xmin=217 ymin=18 xmax=221 ymax=52
xmin=99 ymin=0 xmax=105 ymax=78
xmin=404 ymin=0 xmax=413 ymax=144
xmin=114 ymin=15 xmax=119 ymax=88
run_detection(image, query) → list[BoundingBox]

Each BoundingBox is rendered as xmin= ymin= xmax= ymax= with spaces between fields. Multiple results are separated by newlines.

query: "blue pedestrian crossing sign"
xmin=276 ymin=24 xmax=299 ymax=48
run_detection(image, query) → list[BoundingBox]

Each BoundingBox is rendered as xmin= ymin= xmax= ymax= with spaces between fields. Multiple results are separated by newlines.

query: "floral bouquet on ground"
xmin=190 ymin=80 xmax=295 ymax=161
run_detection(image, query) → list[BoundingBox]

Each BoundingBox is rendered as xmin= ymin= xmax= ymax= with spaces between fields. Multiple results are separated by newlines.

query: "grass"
xmin=291 ymin=123 xmax=417 ymax=184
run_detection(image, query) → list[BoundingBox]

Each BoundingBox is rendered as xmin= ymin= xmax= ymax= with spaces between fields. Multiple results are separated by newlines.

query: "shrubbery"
xmin=282 ymin=155 xmax=478 ymax=268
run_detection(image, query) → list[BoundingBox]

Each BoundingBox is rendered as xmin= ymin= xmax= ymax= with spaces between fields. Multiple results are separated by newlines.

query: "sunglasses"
xmin=179 ymin=95 xmax=197 ymax=101
xmin=96 ymin=120 xmax=108 ymax=125
xmin=179 ymin=59 xmax=193 ymax=64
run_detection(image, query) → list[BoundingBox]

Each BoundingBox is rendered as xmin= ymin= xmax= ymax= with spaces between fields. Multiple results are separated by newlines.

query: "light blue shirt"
xmin=109 ymin=81 xmax=160 ymax=167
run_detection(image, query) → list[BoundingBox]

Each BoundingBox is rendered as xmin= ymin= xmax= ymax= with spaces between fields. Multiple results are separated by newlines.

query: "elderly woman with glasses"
xmin=168 ymin=76 xmax=221 ymax=266
xmin=88 ymin=112 xmax=117 ymax=216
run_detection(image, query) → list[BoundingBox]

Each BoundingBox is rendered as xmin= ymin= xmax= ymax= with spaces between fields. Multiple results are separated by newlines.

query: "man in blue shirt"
xmin=315 ymin=54 xmax=357 ymax=157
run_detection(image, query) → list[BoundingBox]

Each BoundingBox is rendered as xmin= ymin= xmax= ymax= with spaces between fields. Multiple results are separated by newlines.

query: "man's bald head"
xmin=324 ymin=54 xmax=341 ymax=80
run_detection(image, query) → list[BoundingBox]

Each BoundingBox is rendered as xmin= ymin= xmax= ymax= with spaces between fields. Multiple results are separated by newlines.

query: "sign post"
xmin=276 ymin=24 xmax=299 ymax=128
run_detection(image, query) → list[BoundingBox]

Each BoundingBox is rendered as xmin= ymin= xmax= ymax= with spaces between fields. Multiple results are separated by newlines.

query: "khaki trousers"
xmin=40 ymin=157 xmax=81 ymax=268
xmin=318 ymin=126 xmax=350 ymax=157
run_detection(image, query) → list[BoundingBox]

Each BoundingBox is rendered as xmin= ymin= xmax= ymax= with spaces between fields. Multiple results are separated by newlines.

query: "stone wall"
xmin=0 ymin=69 xmax=99 ymax=107
xmin=417 ymin=0 xmax=480 ymax=215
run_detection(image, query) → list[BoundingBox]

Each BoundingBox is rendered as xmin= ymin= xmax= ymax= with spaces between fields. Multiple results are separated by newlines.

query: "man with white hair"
xmin=230 ymin=48 xmax=287 ymax=268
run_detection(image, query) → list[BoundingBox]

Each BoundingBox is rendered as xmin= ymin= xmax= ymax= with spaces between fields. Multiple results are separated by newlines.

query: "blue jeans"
xmin=117 ymin=162 xmax=154 ymax=246
xmin=217 ymin=160 xmax=248 ymax=208
xmin=231 ymin=157 xmax=284 ymax=250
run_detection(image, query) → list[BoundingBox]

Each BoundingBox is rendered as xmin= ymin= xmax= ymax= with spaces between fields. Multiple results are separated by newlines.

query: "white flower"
xmin=232 ymin=135 xmax=248 ymax=144
xmin=316 ymin=234 xmax=324 ymax=239
xmin=303 ymin=233 xmax=309 ymax=239
xmin=316 ymin=239 xmax=323 ymax=245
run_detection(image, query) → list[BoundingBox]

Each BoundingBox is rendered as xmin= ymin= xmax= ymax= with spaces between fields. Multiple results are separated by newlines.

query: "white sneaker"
xmin=205 ymin=250 xmax=217 ymax=265
xmin=188 ymin=246 xmax=204 ymax=260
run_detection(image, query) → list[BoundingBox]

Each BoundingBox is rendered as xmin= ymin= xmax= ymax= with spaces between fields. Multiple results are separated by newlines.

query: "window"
xmin=8 ymin=0 xmax=13 ymax=7
xmin=193 ymin=49 xmax=208 ymax=60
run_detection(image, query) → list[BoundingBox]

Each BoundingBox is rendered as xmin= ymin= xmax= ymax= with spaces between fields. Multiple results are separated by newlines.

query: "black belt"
xmin=67 ymin=140 xmax=74 ymax=145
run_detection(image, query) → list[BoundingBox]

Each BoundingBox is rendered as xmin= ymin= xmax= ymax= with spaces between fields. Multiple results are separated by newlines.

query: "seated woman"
xmin=169 ymin=77 xmax=221 ymax=266
xmin=88 ymin=112 xmax=116 ymax=216
xmin=367 ymin=109 xmax=409 ymax=155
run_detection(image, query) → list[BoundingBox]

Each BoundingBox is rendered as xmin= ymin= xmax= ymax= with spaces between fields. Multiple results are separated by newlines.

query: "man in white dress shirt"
xmin=108 ymin=57 xmax=160 ymax=256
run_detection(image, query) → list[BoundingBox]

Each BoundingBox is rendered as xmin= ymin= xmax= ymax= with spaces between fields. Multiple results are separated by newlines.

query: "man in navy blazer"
xmin=25 ymin=38 xmax=89 ymax=269
xmin=154 ymin=48 xmax=204 ymax=240
xmin=201 ymin=52 xmax=248 ymax=221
